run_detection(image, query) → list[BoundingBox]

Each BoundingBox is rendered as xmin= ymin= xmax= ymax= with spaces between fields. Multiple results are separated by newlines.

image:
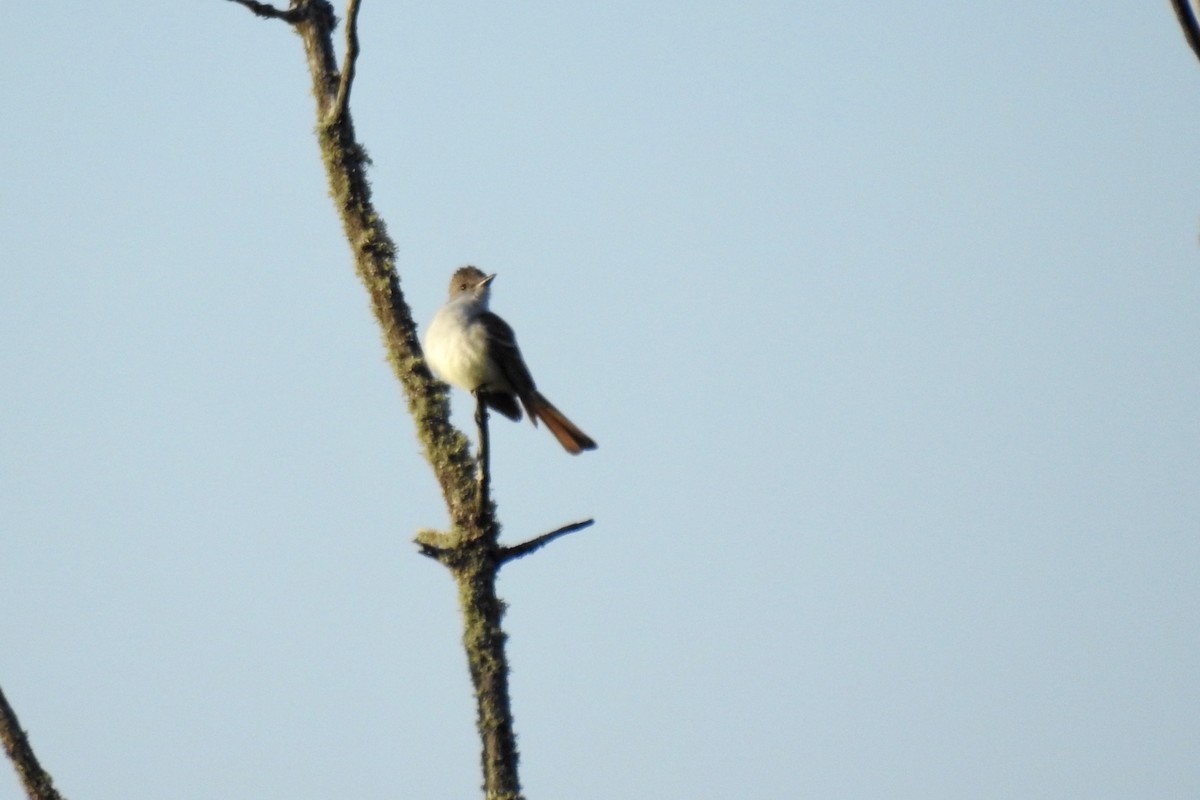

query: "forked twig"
xmin=331 ymin=0 xmax=362 ymax=122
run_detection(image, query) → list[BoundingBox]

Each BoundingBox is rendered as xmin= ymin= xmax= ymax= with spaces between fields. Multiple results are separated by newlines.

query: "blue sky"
xmin=2 ymin=2 xmax=1198 ymax=798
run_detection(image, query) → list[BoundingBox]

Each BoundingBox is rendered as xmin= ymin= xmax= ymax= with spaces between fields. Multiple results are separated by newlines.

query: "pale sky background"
xmin=2 ymin=3 xmax=1198 ymax=799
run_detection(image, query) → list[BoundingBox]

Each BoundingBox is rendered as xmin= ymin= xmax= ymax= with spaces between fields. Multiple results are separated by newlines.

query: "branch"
xmin=474 ymin=392 xmax=492 ymax=521
xmin=226 ymin=0 xmax=305 ymax=23
xmin=499 ymin=519 xmax=595 ymax=564
xmin=0 ymin=684 xmax=66 ymax=800
xmin=1171 ymin=0 xmax=1200 ymax=66
xmin=414 ymin=528 xmax=456 ymax=560
xmin=228 ymin=5 xmax=595 ymax=797
xmin=267 ymin=1 xmax=478 ymax=519
xmin=229 ymin=3 xmax=520 ymax=794
xmin=330 ymin=0 xmax=362 ymax=123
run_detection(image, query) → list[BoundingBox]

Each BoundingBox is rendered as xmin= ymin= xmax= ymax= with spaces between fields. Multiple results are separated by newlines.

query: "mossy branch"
xmin=225 ymin=2 xmax=596 ymax=798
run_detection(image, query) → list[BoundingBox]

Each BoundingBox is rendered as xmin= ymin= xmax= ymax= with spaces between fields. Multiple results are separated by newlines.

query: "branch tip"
xmin=1171 ymin=0 xmax=1200 ymax=66
xmin=226 ymin=0 xmax=304 ymax=23
xmin=499 ymin=519 xmax=595 ymax=564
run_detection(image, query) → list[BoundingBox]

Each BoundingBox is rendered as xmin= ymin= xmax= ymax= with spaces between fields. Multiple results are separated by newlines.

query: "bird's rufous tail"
xmin=528 ymin=393 xmax=597 ymax=455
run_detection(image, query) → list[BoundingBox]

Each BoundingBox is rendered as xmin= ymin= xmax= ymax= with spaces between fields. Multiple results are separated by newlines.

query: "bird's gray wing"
xmin=480 ymin=311 xmax=539 ymax=423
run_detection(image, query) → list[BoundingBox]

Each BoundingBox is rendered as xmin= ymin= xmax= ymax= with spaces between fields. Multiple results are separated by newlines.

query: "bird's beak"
xmin=481 ymin=273 xmax=497 ymax=286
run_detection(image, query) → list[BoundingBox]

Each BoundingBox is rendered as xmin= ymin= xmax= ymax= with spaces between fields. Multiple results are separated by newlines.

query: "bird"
xmin=423 ymin=266 xmax=597 ymax=455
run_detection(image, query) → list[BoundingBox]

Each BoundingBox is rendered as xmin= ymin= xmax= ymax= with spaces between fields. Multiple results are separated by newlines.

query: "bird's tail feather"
xmin=528 ymin=393 xmax=597 ymax=455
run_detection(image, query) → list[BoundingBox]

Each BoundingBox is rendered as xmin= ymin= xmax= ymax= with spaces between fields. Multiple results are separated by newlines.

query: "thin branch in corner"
xmin=0 ymin=684 xmax=66 ymax=800
xmin=499 ymin=519 xmax=595 ymax=565
xmin=331 ymin=0 xmax=363 ymax=123
xmin=1171 ymin=0 xmax=1200 ymax=66
xmin=226 ymin=0 xmax=304 ymax=23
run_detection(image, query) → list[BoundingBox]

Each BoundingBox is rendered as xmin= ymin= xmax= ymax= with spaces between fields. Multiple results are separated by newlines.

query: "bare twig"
xmin=474 ymin=391 xmax=492 ymax=520
xmin=499 ymin=519 xmax=595 ymax=564
xmin=331 ymin=0 xmax=362 ymax=123
xmin=1171 ymin=0 xmax=1200 ymax=66
xmin=416 ymin=543 xmax=449 ymax=560
xmin=226 ymin=0 xmax=304 ymax=22
xmin=0 ymin=684 xmax=66 ymax=800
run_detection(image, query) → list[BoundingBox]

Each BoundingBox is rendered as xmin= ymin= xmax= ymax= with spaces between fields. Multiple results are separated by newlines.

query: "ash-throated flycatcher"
xmin=424 ymin=266 xmax=597 ymax=455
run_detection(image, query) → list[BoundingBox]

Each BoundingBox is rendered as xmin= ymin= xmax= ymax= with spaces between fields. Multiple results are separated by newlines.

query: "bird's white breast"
xmin=424 ymin=299 xmax=504 ymax=391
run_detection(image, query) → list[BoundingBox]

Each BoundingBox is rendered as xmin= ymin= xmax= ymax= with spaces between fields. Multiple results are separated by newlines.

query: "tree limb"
xmin=0 ymin=684 xmax=66 ymax=800
xmin=499 ymin=519 xmax=595 ymax=565
xmin=1171 ymin=0 xmax=1200 ymax=66
xmin=228 ymin=3 xmax=530 ymax=797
